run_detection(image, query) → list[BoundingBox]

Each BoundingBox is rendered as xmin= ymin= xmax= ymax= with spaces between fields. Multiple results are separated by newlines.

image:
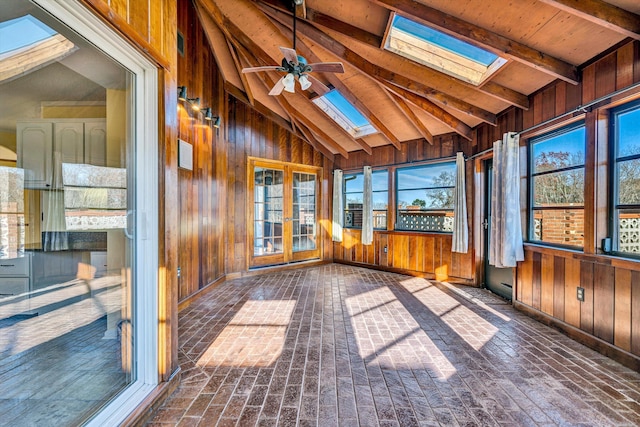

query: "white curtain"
xmin=362 ymin=166 xmax=373 ymax=245
xmin=452 ymin=152 xmax=468 ymax=253
xmin=43 ymin=152 xmax=69 ymax=251
xmin=332 ymin=169 xmax=343 ymax=242
xmin=490 ymin=132 xmax=524 ymax=268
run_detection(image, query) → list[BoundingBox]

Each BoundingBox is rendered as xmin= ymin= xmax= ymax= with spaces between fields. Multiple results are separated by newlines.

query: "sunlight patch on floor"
xmin=401 ymin=278 xmax=498 ymax=351
xmin=346 ymin=286 xmax=456 ymax=379
xmin=196 ymin=299 xmax=296 ymax=368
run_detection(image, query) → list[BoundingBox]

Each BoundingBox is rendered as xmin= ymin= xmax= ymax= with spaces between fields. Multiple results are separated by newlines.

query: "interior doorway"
xmin=484 ymin=159 xmax=514 ymax=300
xmin=249 ymin=158 xmax=321 ymax=268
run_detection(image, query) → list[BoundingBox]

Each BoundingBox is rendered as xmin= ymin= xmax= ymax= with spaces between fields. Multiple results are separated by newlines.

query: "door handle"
xmin=483 ymin=218 xmax=489 ymax=229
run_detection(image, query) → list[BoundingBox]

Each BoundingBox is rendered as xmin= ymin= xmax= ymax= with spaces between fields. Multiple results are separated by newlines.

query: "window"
xmin=383 ymin=14 xmax=506 ymax=86
xmin=396 ymin=162 xmax=455 ymax=232
xmin=344 ymin=170 xmax=388 ymax=229
xmin=529 ymin=122 xmax=586 ymax=247
xmin=312 ymin=90 xmax=377 ymax=138
xmin=611 ymin=102 xmax=640 ymax=255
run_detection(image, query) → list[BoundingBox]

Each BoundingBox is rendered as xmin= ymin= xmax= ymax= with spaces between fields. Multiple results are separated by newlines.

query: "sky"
xmin=324 ymin=90 xmax=371 ymax=128
xmin=532 ymin=125 xmax=586 ymax=171
xmin=392 ymin=15 xmax=497 ymax=66
xmin=618 ymin=107 xmax=640 ymax=157
xmin=0 ymin=15 xmax=57 ymax=55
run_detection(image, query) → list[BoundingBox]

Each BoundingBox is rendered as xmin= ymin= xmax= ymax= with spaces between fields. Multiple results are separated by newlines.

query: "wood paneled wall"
xmin=473 ymin=40 xmax=640 ymax=367
xmin=333 ymin=134 xmax=475 ymax=283
xmin=176 ymin=0 xmax=225 ymax=301
xmin=225 ymin=97 xmax=334 ymax=274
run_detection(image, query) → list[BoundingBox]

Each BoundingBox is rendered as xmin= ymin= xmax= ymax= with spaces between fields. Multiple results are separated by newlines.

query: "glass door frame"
xmin=33 ymin=0 xmax=160 ymax=425
xmin=248 ymin=157 xmax=322 ymax=268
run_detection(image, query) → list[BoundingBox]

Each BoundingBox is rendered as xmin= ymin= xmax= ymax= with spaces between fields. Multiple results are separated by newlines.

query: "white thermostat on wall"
xmin=178 ymin=139 xmax=193 ymax=171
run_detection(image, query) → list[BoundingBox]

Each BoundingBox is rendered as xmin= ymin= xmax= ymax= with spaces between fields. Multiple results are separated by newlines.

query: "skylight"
xmin=312 ymin=90 xmax=377 ymax=138
xmin=0 ymin=15 xmax=57 ymax=55
xmin=0 ymin=15 xmax=76 ymax=83
xmin=384 ymin=14 xmax=507 ymax=86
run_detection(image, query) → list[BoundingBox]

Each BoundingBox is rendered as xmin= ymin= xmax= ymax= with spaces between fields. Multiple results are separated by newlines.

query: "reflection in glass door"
xmin=292 ymin=172 xmax=317 ymax=252
xmin=250 ymin=159 xmax=321 ymax=267
xmin=254 ymin=167 xmax=284 ymax=256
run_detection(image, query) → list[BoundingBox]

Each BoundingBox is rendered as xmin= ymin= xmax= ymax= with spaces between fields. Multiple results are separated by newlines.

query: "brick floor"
xmin=147 ymin=264 xmax=640 ymax=426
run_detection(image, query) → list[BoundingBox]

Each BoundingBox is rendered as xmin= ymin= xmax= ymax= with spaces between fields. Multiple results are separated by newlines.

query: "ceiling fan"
xmin=241 ymin=2 xmax=344 ymax=96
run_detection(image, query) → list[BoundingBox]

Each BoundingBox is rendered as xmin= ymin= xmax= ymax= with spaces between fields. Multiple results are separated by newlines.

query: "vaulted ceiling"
xmin=195 ymin=0 xmax=640 ymax=159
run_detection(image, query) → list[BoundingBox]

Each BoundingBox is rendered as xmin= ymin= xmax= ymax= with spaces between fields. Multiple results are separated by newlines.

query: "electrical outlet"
xmin=383 ymin=246 xmax=388 ymax=253
xmin=577 ymin=286 xmax=585 ymax=301
xmin=177 ymin=267 xmax=181 ymax=278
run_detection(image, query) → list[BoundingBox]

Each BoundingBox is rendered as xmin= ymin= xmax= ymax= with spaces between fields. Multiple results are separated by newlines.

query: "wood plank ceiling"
xmin=195 ymin=0 xmax=640 ymax=159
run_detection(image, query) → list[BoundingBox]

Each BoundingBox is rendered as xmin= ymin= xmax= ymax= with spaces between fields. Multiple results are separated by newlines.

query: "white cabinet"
xmin=17 ymin=119 xmax=107 ymax=189
xmin=0 ymin=254 xmax=31 ymax=298
xmin=85 ymin=121 xmax=107 ymax=166
xmin=17 ymin=122 xmax=53 ymax=188
xmin=55 ymin=122 xmax=85 ymax=164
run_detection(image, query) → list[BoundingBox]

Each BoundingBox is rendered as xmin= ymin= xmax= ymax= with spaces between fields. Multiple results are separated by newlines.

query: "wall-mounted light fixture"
xmin=178 ymin=86 xmax=201 ymax=111
xmin=187 ymin=97 xmax=200 ymax=111
xmin=178 ymin=86 xmax=187 ymax=101
xmin=202 ymin=108 xmax=221 ymax=128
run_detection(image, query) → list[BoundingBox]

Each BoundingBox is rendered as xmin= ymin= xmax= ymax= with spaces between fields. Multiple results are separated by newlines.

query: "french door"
xmin=249 ymin=158 xmax=322 ymax=268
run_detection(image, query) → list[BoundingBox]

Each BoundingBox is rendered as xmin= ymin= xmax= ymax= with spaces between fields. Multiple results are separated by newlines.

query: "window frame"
xmin=609 ymin=100 xmax=640 ymax=258
xmin=343 ymin=168 xmax=389 ymax=230
xmin=394 ymin=160 xmax=456 ymax=233
xmin=527 ymin=120 xmax=586 ymax=249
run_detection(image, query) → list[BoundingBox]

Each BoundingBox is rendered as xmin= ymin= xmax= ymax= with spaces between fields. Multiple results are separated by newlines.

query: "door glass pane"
xmin=254 ymin=167 xmax=283 ymax=255
xmin=0 ymin=3 xmax=135 ymax=425
xmin=292 ymin=172 xmax=316 ymax=252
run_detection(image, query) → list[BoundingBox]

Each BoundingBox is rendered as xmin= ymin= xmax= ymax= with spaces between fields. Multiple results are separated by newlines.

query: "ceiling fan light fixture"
xmin=298 ymin=74 xmax=312 ymax=91
xmin=283 ymin=73 xmax=296 ymax=93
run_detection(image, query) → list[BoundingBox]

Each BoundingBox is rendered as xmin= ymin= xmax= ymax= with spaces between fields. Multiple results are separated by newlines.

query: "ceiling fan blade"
xmin=268 ymin=77 xmax=286 ymax=96
xmin=307 ymin=74 xmax=331 ymax=96
xmin=242 ymin=65 xmax=282 ymax=74
xmin=307 ymin=62 xmax=345 ymax=73
xmin=280 ymin=47 xmax=299 ymax=66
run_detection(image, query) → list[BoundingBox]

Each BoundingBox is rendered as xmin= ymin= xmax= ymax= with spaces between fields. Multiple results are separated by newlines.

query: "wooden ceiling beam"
xmin=228 ymin=41 xmax=256 ymax=106
xmin=384 ymin=83 xmax=473 ymax=141
xmin=258 ymin=0 xmax=383 ymax=46
xmin=194 ymin=2 xmax=245 ymax=90
xmin=385 ymin=90 xmax=434 ymax=145
xmin=371 ymin=0 xmax=580 ymax=85
xmin=538 ymin=0 xmax=640 ymax=40
xmin=293 ymin=119 xmax=336 ymax=160
xmin=257 ymin=1 xmax=528 ymax=109
xmin=260 ymin=4 xmax=500 ymax=124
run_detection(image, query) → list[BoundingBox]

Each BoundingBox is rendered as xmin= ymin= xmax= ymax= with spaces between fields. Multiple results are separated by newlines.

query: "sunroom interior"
xmin=1 ymin=0 xmax=640 ymax=425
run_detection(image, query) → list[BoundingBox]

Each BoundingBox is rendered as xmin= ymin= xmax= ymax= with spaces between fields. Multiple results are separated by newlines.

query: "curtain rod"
xmin=465 ymin=146 xmax=493 ymax=161
xmin=516 ymin=80 xmax=640 ymax=137
xmin=335 ymin=154 xmax=457 ymax=173
xmin=464 ymin=80 xmax=640 ymax=161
